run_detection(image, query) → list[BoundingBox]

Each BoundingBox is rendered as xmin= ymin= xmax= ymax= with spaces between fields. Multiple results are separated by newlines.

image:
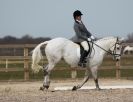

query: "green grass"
xmin=0 ymin=69 xmax=132 ymax=80
xmin=99 ymin=69 xmax=116 ymax=77
xmin=0 ymin=57 xmax=132 ymax=80
xmin=0 ymin=71 xmax=24 ymax=80
xmin=121 ymin=69 xmax=133 ymax=77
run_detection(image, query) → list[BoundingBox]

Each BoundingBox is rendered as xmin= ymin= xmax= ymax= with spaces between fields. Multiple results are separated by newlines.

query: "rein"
xmin=90 ymin=39 xmax=121 ymax=57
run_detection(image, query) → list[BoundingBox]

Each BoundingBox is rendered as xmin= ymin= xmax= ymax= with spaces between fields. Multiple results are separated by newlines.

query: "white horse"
xmin=123 ymin=46 xmax=133 ymax=54
xmin=31 ymin=36 xmax=123 ymax=90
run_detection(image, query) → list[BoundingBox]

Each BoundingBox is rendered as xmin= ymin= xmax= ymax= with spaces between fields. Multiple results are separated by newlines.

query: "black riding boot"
xmin=78 ymin=50 xmax=88 ymax=67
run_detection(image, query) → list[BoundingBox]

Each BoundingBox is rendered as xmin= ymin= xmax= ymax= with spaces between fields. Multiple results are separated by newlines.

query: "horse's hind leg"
xmin=40 ymin=47 xmax=62 ymax=91
xmin=40 ymin=63 xmax=55 ymax=91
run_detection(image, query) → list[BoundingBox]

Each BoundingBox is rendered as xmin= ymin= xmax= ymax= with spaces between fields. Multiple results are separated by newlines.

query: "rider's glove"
xmin=87 ymin=38 xmax=92 ymax=42
xmin=88 ymin=35 xmax=95 ymax=42
xmin=90 ymin=35 xmax=95 ymax=40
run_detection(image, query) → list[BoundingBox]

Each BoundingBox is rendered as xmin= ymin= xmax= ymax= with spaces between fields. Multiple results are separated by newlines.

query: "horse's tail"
xmin=32 ymin=41 xmax=49 ymax=73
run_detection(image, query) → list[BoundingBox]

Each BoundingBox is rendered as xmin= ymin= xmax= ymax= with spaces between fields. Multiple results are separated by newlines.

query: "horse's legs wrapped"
xmin=72 ymin=69 xmax=90 ymax=91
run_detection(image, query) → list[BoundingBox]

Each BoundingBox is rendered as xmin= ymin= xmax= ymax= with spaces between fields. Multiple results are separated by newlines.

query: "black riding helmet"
xmin=73 ymin=10 xmax=83 ymax=19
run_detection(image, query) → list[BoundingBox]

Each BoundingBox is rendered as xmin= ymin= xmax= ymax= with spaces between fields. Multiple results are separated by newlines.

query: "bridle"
xmin=90 ymin=37 xmax=121 ymax=58
xmin=111 ymin=38 xmax=121 ymax=58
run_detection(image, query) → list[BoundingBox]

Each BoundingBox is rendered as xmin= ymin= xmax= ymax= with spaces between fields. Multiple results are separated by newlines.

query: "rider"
xmin=73 ymin=10 xmax=95 ymax=67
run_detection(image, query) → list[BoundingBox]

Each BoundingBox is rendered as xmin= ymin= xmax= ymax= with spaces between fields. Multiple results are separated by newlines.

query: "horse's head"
xmin=109 ymin=37 xmax=124 ymax=61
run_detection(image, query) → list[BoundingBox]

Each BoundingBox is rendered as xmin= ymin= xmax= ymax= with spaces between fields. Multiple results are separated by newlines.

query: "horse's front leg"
xmin=90 ymin=66 xmax=101 ymax=90
xmin=72 ymin=69 xmax=90 ymax=91
xmin=94 ymin=78 xmax=100 ymax=90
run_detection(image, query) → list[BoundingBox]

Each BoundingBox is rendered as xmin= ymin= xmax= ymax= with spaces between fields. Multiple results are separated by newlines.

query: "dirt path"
xmin=0 ymin=79 xmax=133 ymax=102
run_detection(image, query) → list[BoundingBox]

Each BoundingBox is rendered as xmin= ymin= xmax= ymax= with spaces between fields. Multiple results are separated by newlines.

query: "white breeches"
xmin=81 ymin=41 xmax=89 ymax=51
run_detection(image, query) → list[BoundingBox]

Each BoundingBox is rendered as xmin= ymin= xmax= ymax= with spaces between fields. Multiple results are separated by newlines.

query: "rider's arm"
xmin=83 ymin=24 xmax=95 ymax=40
xmin=74 ymin=25 xmax=88 ymax=41
xmin=83 ymin=24 xmax=92 ymax=38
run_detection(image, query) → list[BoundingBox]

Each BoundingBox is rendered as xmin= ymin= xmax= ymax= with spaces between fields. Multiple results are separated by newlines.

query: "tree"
xmin=126 ymin=33 xmax=133 ymax=43
xmin=1 ymin=35 xmax=17 ymax=44
xmin=0 ymin=34 xmax=51 ymax=44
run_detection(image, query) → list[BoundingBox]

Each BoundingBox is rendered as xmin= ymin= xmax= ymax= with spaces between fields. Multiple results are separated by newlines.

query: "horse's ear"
xmin=117 ymin=37 xmax=125 ymax=43
xmin=120 ymin=37 xmax=125 ymax=42
xmin=117 ymin=37 xmax=119 ymax=41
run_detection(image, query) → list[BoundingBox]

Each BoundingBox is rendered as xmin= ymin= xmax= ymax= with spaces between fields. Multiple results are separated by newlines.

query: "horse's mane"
xmin=97 ymin=36 xmax=115 ymax=41
xmin=96 ymin=36 xmax=116 ymax=43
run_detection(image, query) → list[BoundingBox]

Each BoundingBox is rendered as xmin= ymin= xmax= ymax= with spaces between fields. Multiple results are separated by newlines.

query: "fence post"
xmin=6 ymin=59 xmax=8 ymax=72
xmin=24 ymin=46 xmax=29 ymax=81
xmin=71 ymin=68 xmax=77 ymax=79
xmin=116 ymin=60 xmax=121 ymax=79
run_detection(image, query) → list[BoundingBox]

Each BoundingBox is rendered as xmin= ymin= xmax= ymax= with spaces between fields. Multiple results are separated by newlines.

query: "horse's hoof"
xmin=40 ymin=86 xmax=44 ymax=91
xmin=96 ymin=87 xmax=101 ymax=91
xmin=72 ymin=86 xmax=77 ymax=91
xmin=40 ymin=85 xmax=50 ymax=91
xmin=44 ymin=85 xmax=49 ymax=89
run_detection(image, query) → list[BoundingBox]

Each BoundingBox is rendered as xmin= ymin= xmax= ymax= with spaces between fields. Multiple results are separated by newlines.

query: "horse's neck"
xmin=95 ymin=38 xmax=116 ymax=55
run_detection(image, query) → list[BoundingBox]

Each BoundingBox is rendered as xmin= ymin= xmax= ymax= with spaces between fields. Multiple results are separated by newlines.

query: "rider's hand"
xmin=88 ymin=38 xmax=92 ymax=42
xmin=90 ymin=35 xmax=95 ymax=40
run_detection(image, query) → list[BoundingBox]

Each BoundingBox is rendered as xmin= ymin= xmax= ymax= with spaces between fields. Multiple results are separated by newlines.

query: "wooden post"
xmin=71 ymin=68 xmax=77 ymax=79
xmin=24 ymin=47 xmax=29 ymax=81
xmin=6 ymin=59 xmax=8 ymax=72
xmin=116 ymin=60 xmax=121 ymax=79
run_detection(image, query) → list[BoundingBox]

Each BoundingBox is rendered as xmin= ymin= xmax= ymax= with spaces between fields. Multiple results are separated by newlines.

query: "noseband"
xmin=111 ymin=37 xmax=121 ymax=58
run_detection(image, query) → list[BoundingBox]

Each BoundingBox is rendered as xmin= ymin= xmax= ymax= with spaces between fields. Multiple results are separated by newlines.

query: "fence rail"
xmin=0 ymin=43 xmax=132 ymax=81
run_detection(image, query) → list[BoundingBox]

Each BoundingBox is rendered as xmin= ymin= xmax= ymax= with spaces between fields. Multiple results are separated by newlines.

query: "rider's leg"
xmin=78 ymin=41 xmax=89 ymax=67
xmin=81 ymin=41 xmax=89 ymax=52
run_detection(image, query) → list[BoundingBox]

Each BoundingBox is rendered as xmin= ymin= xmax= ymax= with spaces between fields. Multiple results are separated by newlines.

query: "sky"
xmin=0 ymin=0 xmax=133 ymax=39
